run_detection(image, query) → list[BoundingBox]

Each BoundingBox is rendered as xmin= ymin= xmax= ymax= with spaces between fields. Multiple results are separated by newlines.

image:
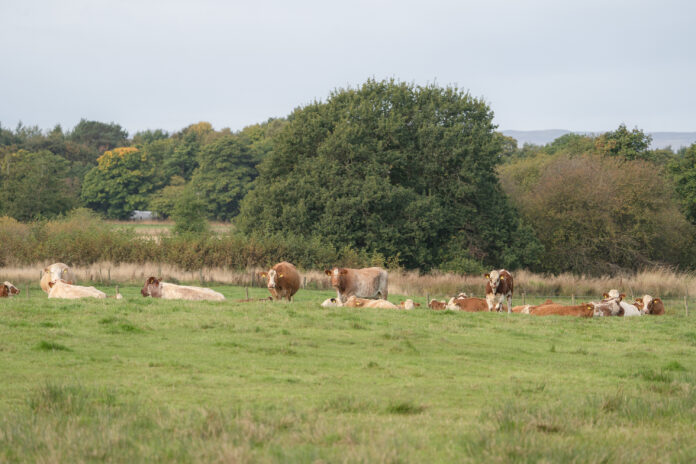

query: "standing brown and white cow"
xmin=259 ymin=261 xmax=301 ymax=302
xmin=324 ymin=267 xmax=388 ymax=303
xmin=40 ymin=263 xmax=76 ymax=293
xmin=485 ymin=269 xmax=514 ymax=313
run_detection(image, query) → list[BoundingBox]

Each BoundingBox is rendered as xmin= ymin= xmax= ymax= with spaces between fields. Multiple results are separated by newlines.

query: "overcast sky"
xmin=1 ymin=0 xmax=694 ymax=135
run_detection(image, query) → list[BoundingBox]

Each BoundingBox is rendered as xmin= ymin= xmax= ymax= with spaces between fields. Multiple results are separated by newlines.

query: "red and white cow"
xmin=446 ymin=296 xmax=489 ymax=312
xmin=428 ymin=299 xmax=448 ymax=310
xmin=259 ymin=261 xmax=301 ymax=302
xmin=634 ymin=295 xmax=665 ymax=315
xmin=1 ymin=281 xmax=20 ymax=297
xmin=485 ymin=270 xmax=514 ymax=313
xmin=324 ymin=267 xmax=388 ymax=303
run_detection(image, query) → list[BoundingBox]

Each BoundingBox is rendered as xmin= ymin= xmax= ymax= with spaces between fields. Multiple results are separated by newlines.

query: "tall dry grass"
xmin=2 ymin=263 xmax=694 ymax=298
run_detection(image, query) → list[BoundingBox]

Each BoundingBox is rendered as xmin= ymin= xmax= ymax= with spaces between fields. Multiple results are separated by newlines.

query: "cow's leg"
xmin=507 ymin=293 xmax=512 ymax=314
xmin=486 ymin=294 xmax=495 ymax=312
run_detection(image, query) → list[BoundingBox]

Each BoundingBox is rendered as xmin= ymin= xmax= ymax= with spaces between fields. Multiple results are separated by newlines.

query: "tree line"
xmin=1 ymin=79 xmax=695 ymax=274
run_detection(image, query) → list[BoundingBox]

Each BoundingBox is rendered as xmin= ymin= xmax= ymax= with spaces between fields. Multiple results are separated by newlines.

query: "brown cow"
xmin=259 ymin=261 xmax=301 ymax=302
xmin=1 ymin=281 xmax=20 ymax=297
xmin=526 ymin=303 xmax=595 ymax=317
xmin=324 ymin=267 xmax=388 ymax=303
xmin=428 ymin=300 xmax=447 ymax=310
xmin=485 ymin=270 xmax=514 ymax=313
xmin=446 ymin=296 xmax=489 ymax=312
xmin=512 ymin=299 xmax=554 ymax=313
xmin=634 ymin=295 xmax=665 ymax=315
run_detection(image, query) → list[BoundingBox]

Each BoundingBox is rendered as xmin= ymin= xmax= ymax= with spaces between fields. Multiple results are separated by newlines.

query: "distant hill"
xmin=502 ymin=130 xmax=696 ymax=150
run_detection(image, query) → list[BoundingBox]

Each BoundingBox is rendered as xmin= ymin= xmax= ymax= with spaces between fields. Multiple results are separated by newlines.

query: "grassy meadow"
xmin=1 ymin=285 xmax=696 ymax=462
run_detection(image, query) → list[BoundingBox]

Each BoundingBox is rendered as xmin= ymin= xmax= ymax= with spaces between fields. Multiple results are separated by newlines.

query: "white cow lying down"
xmin=48 ymin=280 xmax=107 ymax=299
xmin=141 ymin=277 xmax=225 ymax=301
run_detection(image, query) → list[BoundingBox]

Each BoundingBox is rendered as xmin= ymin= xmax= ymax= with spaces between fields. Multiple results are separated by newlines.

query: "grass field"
xmin=1 ymin=286 xmax=695 ymax=463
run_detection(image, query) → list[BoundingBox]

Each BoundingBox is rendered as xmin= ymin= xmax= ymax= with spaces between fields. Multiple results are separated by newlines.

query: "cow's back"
xmin=448 ymin=297 xmax=489 ymax=312
xmin=48 ymin=282 xmax=106 ymax=299
xmin=344 ymin=267 xmax=388 ymax=300
xmin=529 ymin=304 xmax=593 ymax=317
xmin=160 ymin=283 xmax=225 ymax=301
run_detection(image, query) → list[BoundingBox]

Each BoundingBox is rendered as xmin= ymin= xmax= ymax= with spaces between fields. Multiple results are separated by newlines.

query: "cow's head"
xmin=485 ymin=270 xmax=503 ymax=291
xmin=0 ymin=284 xmax=8 ymax=297
xmin=325 ymin=268 xmax=348 ymax=289
xmin=260 ymin=269 xmax=284 ymax=290
xmin=2 ymin=281 xmax=19 ymax=296
xmin=141 ymin=277 xmax=162 ymax=298
xmin=638 ymin=295 xmax=664 ymax=315
xmin=605 ymin=289 xmax=621 ymax=299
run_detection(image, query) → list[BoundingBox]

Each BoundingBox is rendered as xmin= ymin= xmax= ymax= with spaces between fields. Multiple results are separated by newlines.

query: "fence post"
xmin=108 ymin=268 xmax=111 ymax=284
xmin=571 ymin=294 xmax=575 ymax=305
xmin=303 ymin=276 xmax=307 ymax=289
xmin=245 ymin=287 xmax=249 ymax=300
xmin=199 ymin=269 xmax=204 ymax=284
xmin=685 ymin=294 xmax=689 ymax=317
xmin=523 ymin=292 xmax=526 ymax=305
xmin=27 ymin=284 xmax=30 ymax=299
xmin=426 ymin=293 xmax=429 ymax=306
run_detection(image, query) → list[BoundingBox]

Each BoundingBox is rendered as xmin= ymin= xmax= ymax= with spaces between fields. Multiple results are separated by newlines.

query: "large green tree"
xmin=81 ymin=147 xmax=163 ymax=219
xmin=189 ymin=135 xmax=258 ymax=220
xmin=669 ymin=143 xmax=696 ymax=224
xmin=237 ymin=79 xmax=540 ymax=270
xmin=0 ymin=150 xmax=77 ymax=220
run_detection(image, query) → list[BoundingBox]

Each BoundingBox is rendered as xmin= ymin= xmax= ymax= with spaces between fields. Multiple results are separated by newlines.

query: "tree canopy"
xmin=237 ymin=79 xmax=540 ymax=270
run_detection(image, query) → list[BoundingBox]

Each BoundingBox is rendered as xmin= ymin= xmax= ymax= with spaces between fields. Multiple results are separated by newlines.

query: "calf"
xmin=398 ymin=300 xmax=419 ymax=310
xmin=635 ymin=295 xmax=665 ymax=315
xmin=1 ymin=281 xmax=20 ymax=297
xmin=512 ymin=299 xmax=554 ymax=313
xmin=428 ymin=300 xmax=448 ymax=310
xmin=485 ymin=270 xmax=514 ymax=313
xmin=41 ymin=263 xmax=76 ymax=293
xmin=259 ymin=261 xmax=301 ymax=301
xmin=446 ymin=296 xmax=489 ymax=312
xmin=321 ymin=297 xmax=342 ymax=307
xmin=140 ymin=277 xmax=225 ymax=301
xmin=48 ymin=280 xmax=106 ymax=299
xmin=526 ymin=303 xmax=594 ymax=317
xmin=325 ymin=267 xmax=388 ymax=303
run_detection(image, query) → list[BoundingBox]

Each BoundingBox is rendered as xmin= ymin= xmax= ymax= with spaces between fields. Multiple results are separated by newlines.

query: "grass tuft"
xmin=35 ymin=341 xmax=71 ymax=352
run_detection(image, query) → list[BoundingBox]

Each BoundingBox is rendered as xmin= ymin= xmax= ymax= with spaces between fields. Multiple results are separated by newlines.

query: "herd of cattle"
xmin=0 ymin=262 xmax=665 ymax=317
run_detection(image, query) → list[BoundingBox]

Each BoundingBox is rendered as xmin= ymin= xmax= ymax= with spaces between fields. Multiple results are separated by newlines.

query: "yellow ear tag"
xmin=279 ymin=274 xmax=284 ymax=278
xmin=500 ymin=276 xmax=505 ymax=280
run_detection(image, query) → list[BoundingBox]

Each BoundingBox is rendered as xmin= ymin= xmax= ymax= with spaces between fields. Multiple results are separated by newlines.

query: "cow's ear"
xmin=484 ymin=273 xmax=490 ymax=279
xmin=260 ymin=272 xmax=267 ymax=278
xmin=339 ymin=269 xmax=348 ymax=275
xmin=324 ymin=269 xmax=332 ymax=276
xmin=620 ymin=293 xmax=626 ymax=299
xmin=278 ymin=273 xmax=283 ymax=278
xmin=147 ymin=277 xmax=156 ymax=284
xmin=602 ymin=293 xmax=609 ymax=298
xmin=500 ymin=275 xmax=505 ymax=280
xmin=330 ymin=298 xmax=336 ymax=303
xmin=654 ymin=298 xmax=662 ymax=303
xmin=48 ymin=281 xmax=55 ymax=288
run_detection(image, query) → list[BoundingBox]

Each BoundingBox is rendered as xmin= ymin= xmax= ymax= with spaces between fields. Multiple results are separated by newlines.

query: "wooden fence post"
xmin=571 ymin=294 xmax=575 ymax=305
xmin=685 ymin=294 xmax=689 ymax=317
xmin=245 ymin=287 xmax=249 ymax=300
xmin=27 ymin=284 xmax=30 ymax=299
xmin=303 ymin=276 xmax=307 ymax=289
xmin=523 ymin=292 xmax=526 ymax=305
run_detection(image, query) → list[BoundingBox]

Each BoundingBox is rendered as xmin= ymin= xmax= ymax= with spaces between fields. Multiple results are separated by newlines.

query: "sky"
xmin=1 ymin=0 xmax=695 ymax=135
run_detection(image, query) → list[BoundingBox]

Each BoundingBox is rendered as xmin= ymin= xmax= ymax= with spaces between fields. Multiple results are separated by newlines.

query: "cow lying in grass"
xmin=47 ymin=280 xmax=107 ymax=299
xmin=428 ymin=300 xmax=447 ymax=310
xmin=320 ymin=296 xmax=412 ymax=310
xmin=523 ymin=303 xmax=595 ymax=317
xmin=140 ymin=277 xmax=225 ymax=301
xmin=1 ymin=281 xmax=20 ymax=297
xmin=447 ymin=296 xmax=493 ymax=312
xmin=634 ymin=295 xmax=665 ymax=315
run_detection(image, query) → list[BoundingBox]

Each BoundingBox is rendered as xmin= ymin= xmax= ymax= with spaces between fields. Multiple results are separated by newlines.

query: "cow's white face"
xmin=487 ymin=270 xmax=500 ymax=291
xmin=607 ymin=289 xmax=620 ymax=299
xmin=642 ymin=294 xmax=654 ymax=314
xmin=267 ymin=269 xmax=278 ymax=289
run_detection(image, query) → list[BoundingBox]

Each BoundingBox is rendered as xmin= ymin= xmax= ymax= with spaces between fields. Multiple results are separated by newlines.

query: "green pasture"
xmin=1 ymin=286 xmax=695 ymax=462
